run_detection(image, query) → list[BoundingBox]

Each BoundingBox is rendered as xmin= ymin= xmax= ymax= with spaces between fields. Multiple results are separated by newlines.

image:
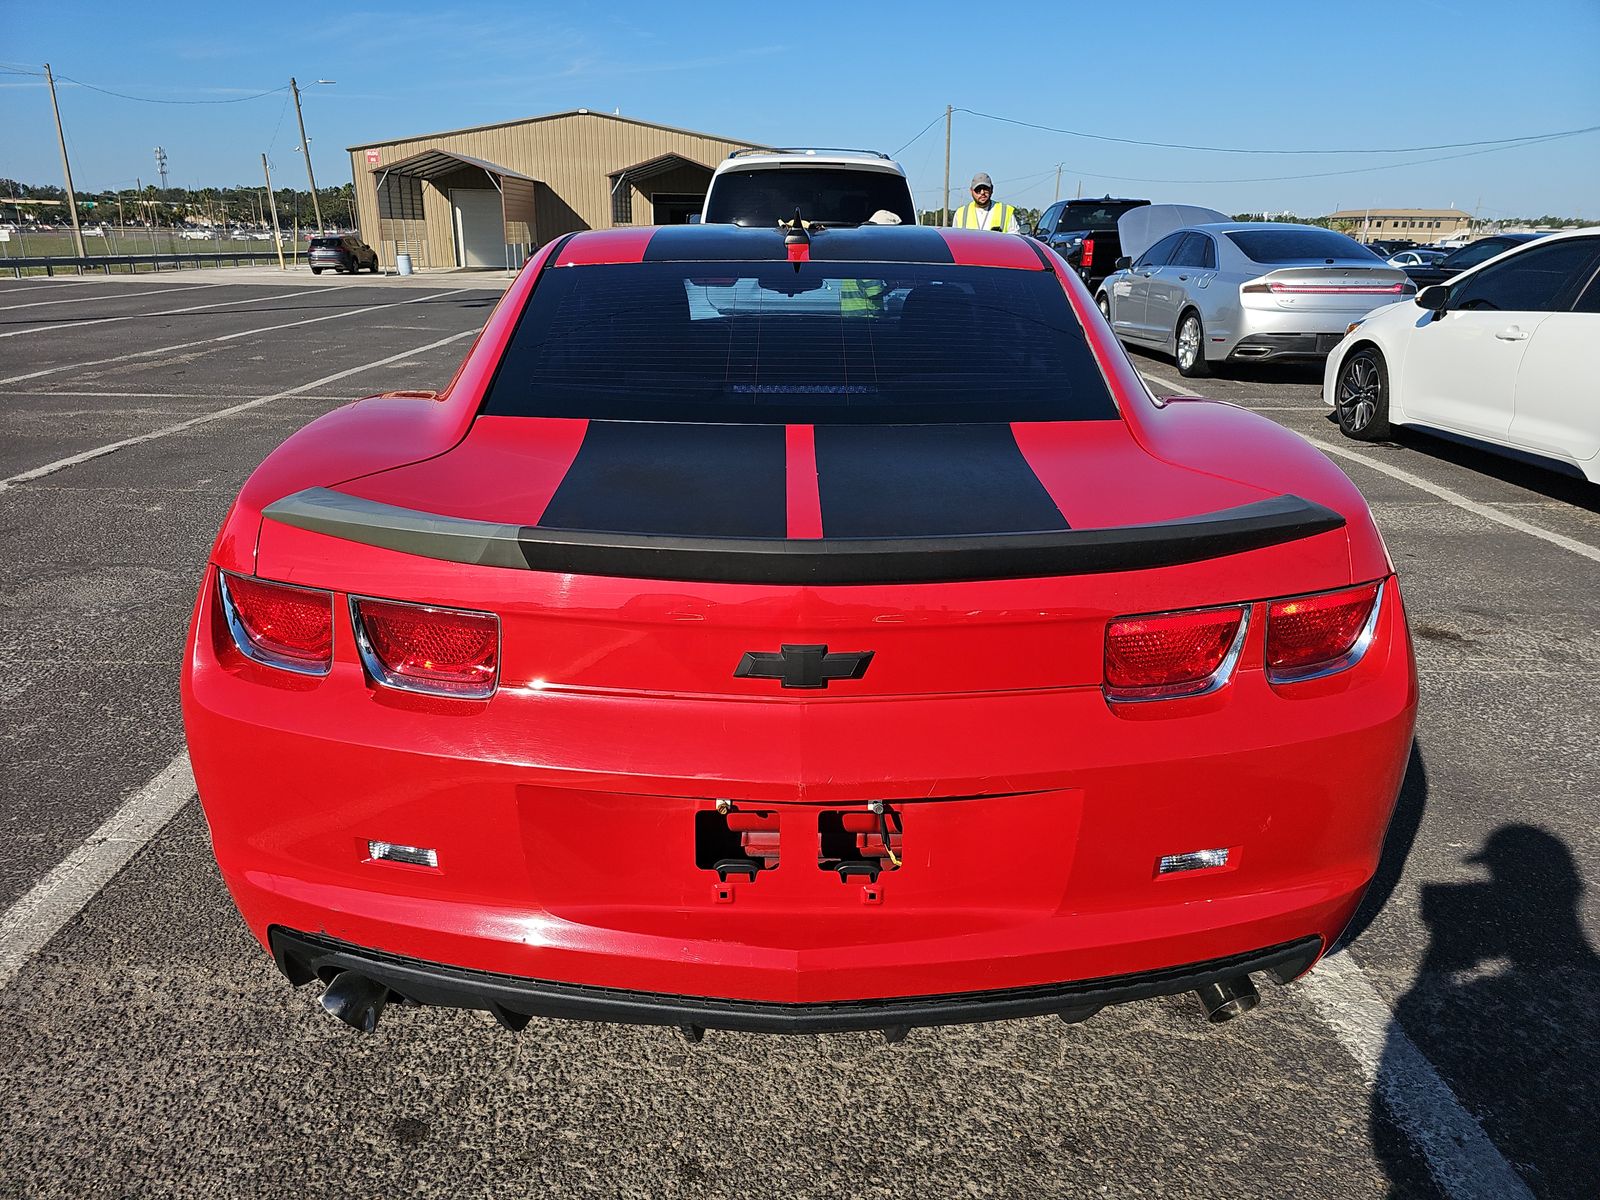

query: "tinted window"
xmin=704 ymin=168 xmax=916 ymax=227
xmin=1444 ymin=239 xmax=1518 ymax=269
xmin=1170 ymin=234 xmax=1215 ymax=269
xmin=1136 ymin=233 xmax=1185 ymax=269
xmin=482 ymin=262 xmax=1118 ymax=425
xmin=1451 ymin=239 xmax=1600 ymax=313
xmin=1057 ymin=202 xmax=1142 ymax=233
xmin=1035 ymin=203 xmax=1061 ymax=235
xmin=310 ymin=236 xmax=342 ymax=249
xmin=1225 ymin=228 xmax=1378 ymax=263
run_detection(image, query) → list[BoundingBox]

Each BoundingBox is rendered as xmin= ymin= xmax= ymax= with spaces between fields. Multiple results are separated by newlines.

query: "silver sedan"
xmin=1096 ymin=222 xmax=1415 ymax=378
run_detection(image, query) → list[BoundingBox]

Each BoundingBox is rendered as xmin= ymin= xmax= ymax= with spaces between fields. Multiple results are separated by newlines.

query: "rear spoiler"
xmin=263 ymin=488 xmax=1344 ymax=585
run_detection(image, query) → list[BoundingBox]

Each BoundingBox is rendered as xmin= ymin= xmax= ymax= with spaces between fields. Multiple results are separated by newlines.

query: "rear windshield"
xmin=703 ymin=168 xmax=918 ymax=228
xmin=1226 ymin=228 xmax=1377 ymax=263
xmin=309 ymin=237 xmax=343 ymax=249
xmin=481 ymin=262 xmax=1117 ymax=424
xmin=1058 ymin=202 xmax=1144 ymax=232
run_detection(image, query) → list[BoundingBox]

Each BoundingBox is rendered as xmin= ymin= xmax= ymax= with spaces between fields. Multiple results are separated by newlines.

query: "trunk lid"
xmin=1242 ymin=264 xmax=1413 ymax=313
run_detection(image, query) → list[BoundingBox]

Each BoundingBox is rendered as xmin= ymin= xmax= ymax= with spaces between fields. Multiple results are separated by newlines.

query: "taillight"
xmin=1266 ymin=580 xmax=1383 ymax=683
xmin=1104 ymin=605 xmax=1249 ymax=702
xmin=1081 ymin=236 xmax=1095 ymax=269
xmin=1244 ymin=281 xmax=1406 ymax=295
xmin=218 ymin=572 xmax=333 ymax=676
xmin=350 ymin=597 xmax=499 ymax=698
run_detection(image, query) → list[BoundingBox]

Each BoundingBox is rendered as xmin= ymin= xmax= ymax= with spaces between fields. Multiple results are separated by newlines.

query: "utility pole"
xmin=290 ymin=77 xmax=324 ymax=231
xmin=1053 ymin=163 xmax=1062 ymax=203
xmin=941 ymin=104 xmax=952 ymax=228
xmin=43 ymin=64 xmax=87 ymax=257
xmin=262 ymin=154 xmax=287 ymax=270
xmin=154 ymin=146 xmax=169 ymax=191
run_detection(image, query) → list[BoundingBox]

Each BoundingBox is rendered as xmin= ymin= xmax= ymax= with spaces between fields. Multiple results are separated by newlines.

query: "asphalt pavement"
xmin=1 ymin=273 xmax=1595 ymax=1200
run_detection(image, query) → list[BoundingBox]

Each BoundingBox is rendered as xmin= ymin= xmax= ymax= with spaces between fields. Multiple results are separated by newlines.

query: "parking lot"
xmin=0 ymin=272 xmax=1595 ymax=1199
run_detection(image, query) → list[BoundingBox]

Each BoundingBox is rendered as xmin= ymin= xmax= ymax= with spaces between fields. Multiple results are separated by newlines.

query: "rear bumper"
xmin=1229 ymin=332 xmax=1348 ymax=362
xmin=271 ymin=927 xmax=1323 ymax=1034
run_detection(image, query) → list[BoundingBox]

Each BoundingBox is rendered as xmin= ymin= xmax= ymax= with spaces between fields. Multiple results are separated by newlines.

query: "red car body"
xmin=182 ymin=224 xmax=1416 ymax=1036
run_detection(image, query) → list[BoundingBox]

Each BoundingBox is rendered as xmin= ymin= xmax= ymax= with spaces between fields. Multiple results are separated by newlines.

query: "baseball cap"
xmin=970 ymin=173 xmax=993 ymax=189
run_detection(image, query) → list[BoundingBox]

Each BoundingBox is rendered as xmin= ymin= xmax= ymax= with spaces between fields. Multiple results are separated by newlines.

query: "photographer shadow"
xmin=1372 ymin=824 xmax=1600 ymax=1198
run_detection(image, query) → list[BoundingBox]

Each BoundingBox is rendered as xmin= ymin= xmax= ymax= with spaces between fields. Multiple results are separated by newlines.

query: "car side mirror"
xmin=1115 ymin=256 xmax=1132 ymax=272
xmin=1417 ymin=285 xmax=1450 ymax=314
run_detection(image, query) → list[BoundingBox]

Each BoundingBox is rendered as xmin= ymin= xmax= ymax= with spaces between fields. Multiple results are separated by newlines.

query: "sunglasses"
xmin=972 ymin=185 xmax=993 ymax=193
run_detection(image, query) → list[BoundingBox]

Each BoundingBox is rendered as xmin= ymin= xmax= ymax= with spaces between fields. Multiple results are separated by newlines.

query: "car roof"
xmin=716 ymin=148 xmax=906 ymax=176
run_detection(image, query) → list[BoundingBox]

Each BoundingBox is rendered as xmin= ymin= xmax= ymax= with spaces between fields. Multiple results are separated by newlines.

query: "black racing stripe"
xmin=640 ymin=223 xmax=957 ymax=264
xmin=537 ymin=421 xmax=786 ymax=538
xmin=814 ymin=424 xmax=1068 ymax=538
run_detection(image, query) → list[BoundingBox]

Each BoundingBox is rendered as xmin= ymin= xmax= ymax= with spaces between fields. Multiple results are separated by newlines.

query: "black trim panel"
xmin=640 ymin=223 xmax=958 ymax=264
xmin=262 ymin=489 xmax=1346 ymax=585
xmin=538 ymin=421 xmax=787 ymax=538
xmin=271 ymin=927 xmax=1322 ymax=1034
xmin=814 ymin=424 xmax=1068 ymax=537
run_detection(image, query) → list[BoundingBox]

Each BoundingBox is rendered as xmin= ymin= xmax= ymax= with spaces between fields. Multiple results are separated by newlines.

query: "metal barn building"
xmin=347 ymin=109 xmax=759 ymax=270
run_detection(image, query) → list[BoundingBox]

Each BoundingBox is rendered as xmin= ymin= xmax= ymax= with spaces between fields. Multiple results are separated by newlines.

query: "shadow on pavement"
xmin=1373 ymin=824 xmax=1599 ymax=1198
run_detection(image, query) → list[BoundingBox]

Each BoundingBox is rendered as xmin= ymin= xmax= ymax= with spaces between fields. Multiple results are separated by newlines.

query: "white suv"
xmin=701 ymin=148 xmax=917 ymax=228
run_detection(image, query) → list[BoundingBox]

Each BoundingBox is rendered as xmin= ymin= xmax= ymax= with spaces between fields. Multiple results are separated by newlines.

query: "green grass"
xmin=0 ymin=227 xmax=314 ymax=273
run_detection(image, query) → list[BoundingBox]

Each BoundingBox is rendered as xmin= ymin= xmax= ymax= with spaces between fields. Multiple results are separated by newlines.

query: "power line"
xmin=892 ymin=111 xmax=946 ymax=157
xmin=53 ymin=75 xmax=289 ymax=105
xmin=957 ymin=107 xmax=1600 ymax=157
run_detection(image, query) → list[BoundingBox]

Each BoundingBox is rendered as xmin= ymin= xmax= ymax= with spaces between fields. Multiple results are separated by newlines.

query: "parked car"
xmin=179 ymin=228 xmax=215 ymax=241
xmin=1366 ymin=239 xmax=1418 ymax=258
xmin=182 ymin=221 xmax=1416 ymax=1040
xmin=1401 ymin=234 xmax=1547 ymax=288
xmin=1386 ymin=249 xmax=1447 ymax=268
xmin=1029 ymin=196 xmax=1150 ymax=290
xmin=1326 ymin=229 xmax=1600 ymax=481
xmin=308 ymin=234 xmax=379 ymax=275
xmin=1097 ymin=209 xmax=1413 ymax=377
xmin=702 ymin=148 xmax=917 ymax=227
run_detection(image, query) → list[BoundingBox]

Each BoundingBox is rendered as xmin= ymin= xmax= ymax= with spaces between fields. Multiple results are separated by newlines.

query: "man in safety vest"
xmin=949 ymin=172 xmax=1019 ymax=233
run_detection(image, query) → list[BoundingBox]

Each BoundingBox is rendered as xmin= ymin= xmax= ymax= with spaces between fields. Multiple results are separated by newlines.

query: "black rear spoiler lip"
xmin=262 ymin=488 xmax=1345 ymax=585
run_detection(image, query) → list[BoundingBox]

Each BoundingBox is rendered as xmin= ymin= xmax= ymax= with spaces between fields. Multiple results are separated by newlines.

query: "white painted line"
xmin=0 ymin=288 xmax=471 ymax=387
xmin=0 ymin=279 xmax=99 ymax=294
xmin=0 ymin=285 xmax=323 ymax=340
xmin=1308 ymin=436 xmax=1600 ymax=565
xmin=0 ymin=389 xmax=371 ymax=401
xmin=1303 ymin=953 xmax=1535 ymax=1200
xmin=0 ymin=282 xmax=226 ymax=312
xmin=1137 ymin=368 xmax=1190 ymax=395
xmin=0 ymin=752 xmax=195 ymax=990
xmin=0 ymin=325 xmax=479 ymax=493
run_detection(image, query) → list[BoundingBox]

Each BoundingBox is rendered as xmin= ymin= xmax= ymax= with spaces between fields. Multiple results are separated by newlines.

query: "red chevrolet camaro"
xmin=181 ymin=223 xmax=1416 ymax=1039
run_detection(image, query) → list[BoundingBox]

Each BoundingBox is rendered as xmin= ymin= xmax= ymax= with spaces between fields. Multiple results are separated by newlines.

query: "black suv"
xmin=309 ymin=235 xmax=379 ymax=275
xmin=1029 ymin=197 xmax=1150 ymax=289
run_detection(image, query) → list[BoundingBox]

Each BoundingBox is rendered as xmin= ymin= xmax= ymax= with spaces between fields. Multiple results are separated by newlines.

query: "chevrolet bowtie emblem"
xmin=735 ymin=644 xmax=874 ymax=690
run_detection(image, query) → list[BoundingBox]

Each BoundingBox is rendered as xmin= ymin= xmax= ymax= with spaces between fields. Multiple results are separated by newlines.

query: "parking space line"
xmin=1304 ymin=954 xmax=1535 ymax=1200
xmin=0 ymin=286 xmax=324 ymax=340
xmin=1309 ymin=436 xmax=1600 ymax=565
xmin=0 ymin=283 xmax=227 ymax=312
xmin=0 ymin=326 xmax=479 ymax=494
xmin=0 ymin=288 xmax=472 ymax=387
xmin=0 ymin=389 xmax=366 ymax=401
xmin=1137 ymin=368 xmax=1189 ymax=394
xmin=0 ymin=753 xmax=194 ymax=991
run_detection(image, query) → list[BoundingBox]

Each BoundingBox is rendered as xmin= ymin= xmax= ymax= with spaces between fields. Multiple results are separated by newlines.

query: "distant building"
xmin=1325 ymin=208 xmax=1471 ymax=245
xmin=347 ymin=109 xmax=761 ymax=271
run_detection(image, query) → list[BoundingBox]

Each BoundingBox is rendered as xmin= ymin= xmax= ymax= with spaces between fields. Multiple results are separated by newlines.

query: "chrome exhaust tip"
xmin=1195 ymin=975 xmax=1260 ymax=1023
xmin=320 ymin=971 xmax=390 ymax=1033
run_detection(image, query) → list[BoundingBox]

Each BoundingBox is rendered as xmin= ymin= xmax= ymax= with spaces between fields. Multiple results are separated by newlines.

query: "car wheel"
xmin=311 ymin=267 xmax=322 ymax=275
xmin=1175 ymin=311 xmax=1210 ymax=378
xmin=1335 ymin=346 xmax=1391 ymax=440
xmin=1096 ymin=293 xmax=1111 ymax=324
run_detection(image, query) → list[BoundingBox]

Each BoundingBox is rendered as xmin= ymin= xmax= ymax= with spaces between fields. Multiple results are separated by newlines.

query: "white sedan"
xmin=1325 ymin=230 xmax=1600 ymax=482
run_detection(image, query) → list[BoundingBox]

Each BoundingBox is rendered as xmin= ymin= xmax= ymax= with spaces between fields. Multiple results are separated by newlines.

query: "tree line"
xmin=0 ymin=179 xmax=358 ymax=229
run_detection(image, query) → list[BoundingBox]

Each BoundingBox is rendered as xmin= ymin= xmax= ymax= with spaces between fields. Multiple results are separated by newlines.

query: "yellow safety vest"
xmin=840 ymin=277 xmax=889 ymax=318
xmin=952 ymin=202 xmax=1015 ymax=232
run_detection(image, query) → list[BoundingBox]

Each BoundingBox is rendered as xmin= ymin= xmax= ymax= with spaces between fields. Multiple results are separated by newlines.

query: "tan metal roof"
xmin=348 ymin=108 xmax=762 ymax=154
xmin=608 ymin=152 xmax=713 ymax=181
xmin=374 ymin=148 xmax=537 ymax=183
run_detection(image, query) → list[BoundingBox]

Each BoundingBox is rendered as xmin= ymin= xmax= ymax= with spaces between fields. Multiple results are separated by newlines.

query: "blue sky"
xmin=4 ymin=0 xmax=1597 ymax=219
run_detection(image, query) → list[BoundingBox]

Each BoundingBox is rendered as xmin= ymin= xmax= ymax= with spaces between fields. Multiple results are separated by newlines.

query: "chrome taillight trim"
xmin=1266 ymin=579 xmax=1386 ymax=685
xmin=348 ymin=594 xmax=500 ymax=700
xmin=217 ymin=571 xmax=333 ymax=677
xmin=1104 ymin=605 xmax=1252 ymax=704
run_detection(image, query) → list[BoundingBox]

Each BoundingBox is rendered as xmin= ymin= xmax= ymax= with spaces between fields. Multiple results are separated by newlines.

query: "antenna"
xmin=153 ymin=146 xmax=169 ymax=191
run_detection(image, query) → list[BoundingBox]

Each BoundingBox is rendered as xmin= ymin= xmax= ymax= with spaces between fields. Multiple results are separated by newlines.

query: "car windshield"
xmin=481 ymin=262 xmax=1117 ymax=424
xmin=704 ymin=168 xmax=917 ymax=228
xmin=310 ymin=237 xmax=342 ymax=249
xmin=1226 ymin=228 xmax=1378 ymax=263
xmin=1057 ymin=203 xmax=1142 ymax=232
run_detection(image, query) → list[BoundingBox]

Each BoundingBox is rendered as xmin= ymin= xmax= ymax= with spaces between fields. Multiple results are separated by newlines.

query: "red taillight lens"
xmin=219 ymin=572 xmax=333 ymax=675
xmin=1081 ymin=236 xmax=1095 ymax=268
xmin=352 ymin=598 xmax=499 ymax=698
xmin=1266 ymin=581 xmax=1382 ymax=682
xmin=1104 ymin=606 xmax=1248 ymax=701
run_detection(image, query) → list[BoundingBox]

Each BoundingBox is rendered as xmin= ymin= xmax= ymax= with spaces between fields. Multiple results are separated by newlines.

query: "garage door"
xmin=451 ymin=189 xmax=503 ymax=268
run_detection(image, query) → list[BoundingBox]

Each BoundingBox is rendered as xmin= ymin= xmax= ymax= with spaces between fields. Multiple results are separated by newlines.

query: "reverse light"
xmin=1266 ymin=580 xmax=1383 ymax=683
xmin=218 ymin=572 xmax=333 ymax=676
xmin=1104 ymin=605 xmax=1250 ymax=702
xmin=1159 ymin=848 xmax=1230 ymax=875
xmin=368 ymin=840 xmax=439 ymax=868
xmin=351 ymin=597 xmax=499 ymax=698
